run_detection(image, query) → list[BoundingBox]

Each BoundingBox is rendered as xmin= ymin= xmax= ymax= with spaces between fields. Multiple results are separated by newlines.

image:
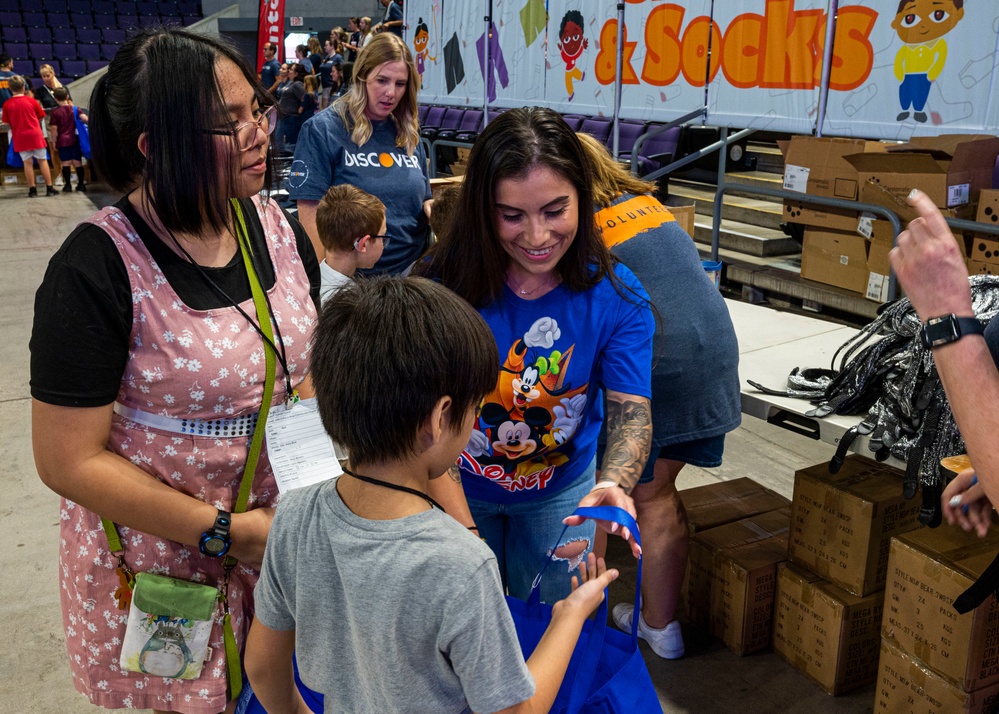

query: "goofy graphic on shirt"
xmin=891 ymin=0 xmax=965 ymax=123
xmin=462 ymin=317 xmax=587 ymax=493
xmin=557 ymin=10 xmax=588 ymax=101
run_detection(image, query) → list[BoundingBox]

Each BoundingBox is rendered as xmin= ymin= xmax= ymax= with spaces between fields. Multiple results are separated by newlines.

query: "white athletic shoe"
xmin=612 ymin=603 xmax=685 ymax=659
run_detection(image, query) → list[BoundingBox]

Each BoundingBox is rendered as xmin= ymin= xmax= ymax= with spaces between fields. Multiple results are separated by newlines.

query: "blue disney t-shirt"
xmin=460 ymin=263 xmax=654 ymax=504
xmin=289 ymin=110 xmax=432 ymax=275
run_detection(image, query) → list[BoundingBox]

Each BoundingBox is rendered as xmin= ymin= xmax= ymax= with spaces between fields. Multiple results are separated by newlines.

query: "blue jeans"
xmin=468 ymin=459 xmax=597 ymax=604
xmin=900 ymin=73 xmax=931 ymax=112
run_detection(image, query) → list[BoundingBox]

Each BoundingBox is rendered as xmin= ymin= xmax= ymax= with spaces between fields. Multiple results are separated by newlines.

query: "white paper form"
xmin=265 ymin=398 xmax=343 ymax=493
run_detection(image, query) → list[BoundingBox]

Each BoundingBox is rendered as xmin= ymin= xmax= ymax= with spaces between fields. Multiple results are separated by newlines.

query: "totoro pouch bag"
xmin=119 ymin=572 xmax=220 ymax=680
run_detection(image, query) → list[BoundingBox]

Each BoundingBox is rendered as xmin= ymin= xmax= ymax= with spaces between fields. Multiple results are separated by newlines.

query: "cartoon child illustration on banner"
xmin=557 ymin=10 xmax=588 ymax=101
xmin=891 ymin=0 xmax=965 ymax=122
xmin=413 ymin=16 xmax=437 ymax=89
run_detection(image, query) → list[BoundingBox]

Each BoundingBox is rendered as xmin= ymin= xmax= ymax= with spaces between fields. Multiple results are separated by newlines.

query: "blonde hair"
xmin=317 ymin=184 xmax=386 ymax=252
xmin=303 ymin=74 xmax=320 ymax=94
xmin=576 ymin=132 xmax=656 ymax=208
xmin=333 ymin=33 xmax=420 ymax=154
xmin=39 ymin=64 xmax=62 ymax=88
xmin=360 ymin=17 xmax=372 ymax=35
xmin=307 ymin=37 xmax=322 ymax=55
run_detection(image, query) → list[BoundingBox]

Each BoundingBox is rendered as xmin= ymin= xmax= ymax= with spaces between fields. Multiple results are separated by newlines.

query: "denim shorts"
xmin=596 ymin=433 xmax=726 ymax=485
xmin=466 ymin=458 xmax=597 ymax=604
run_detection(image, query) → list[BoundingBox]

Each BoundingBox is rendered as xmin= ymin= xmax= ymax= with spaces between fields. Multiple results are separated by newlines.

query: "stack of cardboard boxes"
xmin=968 ymin=190 xmax=999 ymax=277
xmin=772 ymin=455 xmax=922 ymax=695
xmin=782 ymin=135 xmax=999 ymax=302
xmin=876 ymin=525 xmax=999 ymax=712
xmin=681 ymin=477 xmax=792 ymax=656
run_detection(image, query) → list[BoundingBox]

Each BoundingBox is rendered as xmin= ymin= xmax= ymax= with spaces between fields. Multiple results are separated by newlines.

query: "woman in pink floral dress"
xmin=30 ymin=29 xmax=320 ymax=714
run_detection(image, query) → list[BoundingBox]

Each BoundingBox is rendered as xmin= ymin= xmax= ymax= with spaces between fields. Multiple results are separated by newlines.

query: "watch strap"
xmin=922 ymin=315 xmax=984 ymax=349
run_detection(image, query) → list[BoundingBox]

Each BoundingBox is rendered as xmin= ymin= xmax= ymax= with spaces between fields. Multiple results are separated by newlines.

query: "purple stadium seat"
xmin=53 ymin=42 xmax=76 ymax=58
xmin=115 ymin=14 xmax=140 ymax=28
xmin=157 ymin=1 xmax=179 ymax=15
xmin=181 ymin=15 xmax=199 ymax=26
xmin=422 ymin=107 xmax=464 ymax=141
xmin=52 ymin=27 xmax=76 ymax=44
xmin=611 ymin=119 xmax=647 ymax=154
xmin=561 ymin=114 xmax=586 ymax=131
xmin=418 ymin=105 xmax=429 ymax=124
xmin=62 ymin=60 xmax=86 ymax=78
xmin=77 ymin=44 xmax=100 ymax=60
xmin=58 ymin=76 xmax=71 ymax=87
xmin=451 ymin=109 xmax=484 ymax=142
xmin=100 ymin=43 xmax=119 ymax=60
xmin=22 ymin=12 xmax=46 ymax=27
xmin=178 ymin=2 xmax=200 ymax=16
xmin=137 ymin=2 xmax=158 ymax=15
xmin=70 ymin=12 xmax=94 ymax=27
xmin=85 ymin=60 xmax=108 ymax=74
xmin=118 ymin=1 xmax=139 ymax=15
xmin=0 ymin=11 xmax=21 ymax=26
xmin=27 ymin=27 xmax=52 ymax=44
xmin=5 ymin=43 xmax=29 ymax=61
xmin=0 ymin=0 xmax=17 ymax=11
xmin=68 ymin=0 xmax=91 ymax=13
xmin=420 ymin=105 xmax=446 ymax=132
xmin=138 ymin=15 xmax=161 ymax=27
xmin=42 ymin=59 xmax=62 ymax=76
xmin=77 ymin=29 xmax=102 ymax=45
xmin=28 ymin=43 xmax=53 ymax=60
xmin=1 ymin=26 xmax=27 ymax=43
xmin=579 ymin=116 xmax=613 ymax=144
xmin=92 ymin=2 xmax=115 ymax=16
xmin=632 ymin=124 xmax=681 ymax=175
xmin=47 ymin=13 xmax=72 ymax=27
xmin=102 ymin=29 xmax=127 ymax=44
xmin=993 ymin=155 xmax=999 ymax=189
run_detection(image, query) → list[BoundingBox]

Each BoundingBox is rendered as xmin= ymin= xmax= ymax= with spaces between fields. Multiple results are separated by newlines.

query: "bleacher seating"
xmin=0 ymin=0 xmax=204 ymax=87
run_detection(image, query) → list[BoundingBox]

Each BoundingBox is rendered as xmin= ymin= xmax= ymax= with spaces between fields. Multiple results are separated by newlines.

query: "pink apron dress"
xmin=58 ymin=196 xmax=316 ymax=712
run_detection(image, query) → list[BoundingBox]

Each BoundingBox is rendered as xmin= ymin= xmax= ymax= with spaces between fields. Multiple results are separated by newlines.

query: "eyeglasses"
xmin=203 ymin=106 xmax=277 ymax=152
xmin=354 ymin=234 xmax=391 ymax=250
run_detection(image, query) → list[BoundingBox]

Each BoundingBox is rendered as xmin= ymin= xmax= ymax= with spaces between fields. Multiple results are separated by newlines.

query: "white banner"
xmin=824 ymin=1 xmax=999 ymax=139
xmin=407 ymin=0 xmax=444 ymax=105
xmin=704 ymin=0 xmax=827 ymax=133
xmin=543 ymin=0 xmax=618 ymax=117
xmin=488 ymin=0 xmax=548 ymax=108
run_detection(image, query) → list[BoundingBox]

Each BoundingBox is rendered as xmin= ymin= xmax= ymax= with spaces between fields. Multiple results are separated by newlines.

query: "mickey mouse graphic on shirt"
xmin=557 ymin=10 xmax=588 ymax=101
xmin=464 ymin=317 xmax=588 ymax=491
xmin=891 ymin=0 xmax=965 ymax=123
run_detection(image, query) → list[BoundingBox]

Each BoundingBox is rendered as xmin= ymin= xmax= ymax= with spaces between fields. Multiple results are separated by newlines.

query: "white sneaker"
xmin=612 ymin=603 xmax=685 ymax=659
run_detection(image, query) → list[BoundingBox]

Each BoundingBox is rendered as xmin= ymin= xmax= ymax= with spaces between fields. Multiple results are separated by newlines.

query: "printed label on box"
xmin=866 ymin=273 xmax=888 ymax=302
xmin=783 ymin=165 xmax=810 ymax=193
xmin=3 ymin=175 xmax=16 ymax=184
xmin=856 ymin=213 xmax=875 ymax=239
xmin=948 ymin=183 xmax=970 ymax=207
xmin=839 ymin=254 xmax=850 ymax=266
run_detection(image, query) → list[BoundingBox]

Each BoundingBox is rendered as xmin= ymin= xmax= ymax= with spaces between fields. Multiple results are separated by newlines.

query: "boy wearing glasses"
xmin=316 ymin=183 xmax=387 ymax=304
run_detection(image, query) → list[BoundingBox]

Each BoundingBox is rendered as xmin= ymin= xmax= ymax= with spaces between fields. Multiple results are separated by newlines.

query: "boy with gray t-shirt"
xmin=245 ymin=277 xmax=618 ymax=713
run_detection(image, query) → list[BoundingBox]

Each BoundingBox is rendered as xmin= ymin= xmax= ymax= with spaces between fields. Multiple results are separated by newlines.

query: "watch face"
xmin=202 ymin=535 xmax=227 ymax=556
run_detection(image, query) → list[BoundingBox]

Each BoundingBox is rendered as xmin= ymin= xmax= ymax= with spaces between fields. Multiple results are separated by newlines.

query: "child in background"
xmin=244 ymin=275 xmax=618 ymax=714
xmin=47 ymin=87 xmax=88 ymax=193
xmin=301 ymin=74 xmax=320 ymax=122
xmin=427 ymin=183 xmax=460 ymax=242
xmin=315 ymin=184 xmax=386 ymax=303
xmin=4 ymin=75 xmax=55 ymax=197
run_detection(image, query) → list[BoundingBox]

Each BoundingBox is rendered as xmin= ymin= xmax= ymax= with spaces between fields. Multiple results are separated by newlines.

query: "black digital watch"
xmin=199 ymin=509 xmax=232 ymax=558
xmin=919 ymin=315 xmax=984 ymax=350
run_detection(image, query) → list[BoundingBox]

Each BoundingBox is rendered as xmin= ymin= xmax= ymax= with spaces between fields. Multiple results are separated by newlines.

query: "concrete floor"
xmin=0 ymin=183 xmax=877 ymax=713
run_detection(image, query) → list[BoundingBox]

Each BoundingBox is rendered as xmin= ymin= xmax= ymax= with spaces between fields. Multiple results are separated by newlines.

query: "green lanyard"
xmin=101 ymin=199 xmax=279 ymax=702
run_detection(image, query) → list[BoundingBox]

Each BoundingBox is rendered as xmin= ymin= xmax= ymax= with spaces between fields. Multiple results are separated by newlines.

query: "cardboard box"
xmin=977 ymin=189 xmax=999 ymax=226
xmin=782 ymin=198 xmax=866 ymax=233
xmin=875 ymin=636 xmax=999 ymax=714
xmin=788 ymin=455 xmax=921 ymax=597
xmin=781 ymin=136 xmax=887 ymax=200
xmin=800 ymin=228 xmax=871 ymax=294
xmin=687 ymin=509 xmax=790 ymax=655
xmin=882 ymin=526 xmax=999 ymax=691
xmin=669 ymin=203 xmax=695 ymax=238
xmin=968 ymin=260 xmax=998 ymax=276
xmin=773 ymin=562 xmax=883 ymax=695
xmin=681 ymin=477 xmax=790 ymax=534
xmin=429 ymin=175 xmax=464 ymax=198
xmin=845 ymin=135 xmax=999 ymax=209
xmin=456 ymin=147 xmax=471 ymax=163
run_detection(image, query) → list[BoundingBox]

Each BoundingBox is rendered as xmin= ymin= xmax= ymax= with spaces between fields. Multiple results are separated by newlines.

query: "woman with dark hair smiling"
xmin=415 ymin=107 xmax=653 ymax=604
xmin=291 ymin=32 xmax=431 ymax=273
xmin=30 ymin=27 xmax=320 ymax=714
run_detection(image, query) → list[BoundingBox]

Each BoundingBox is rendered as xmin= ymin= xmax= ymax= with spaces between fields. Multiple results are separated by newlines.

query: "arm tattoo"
xmin=447 ymin=464 xmax=462 ymax=483
xmin=600 ymin=397 xmax=653 ymax=493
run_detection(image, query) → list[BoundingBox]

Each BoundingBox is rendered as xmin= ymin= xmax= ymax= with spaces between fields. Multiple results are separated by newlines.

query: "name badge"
xmin=265 ymin=398 xmax=343 ymax=493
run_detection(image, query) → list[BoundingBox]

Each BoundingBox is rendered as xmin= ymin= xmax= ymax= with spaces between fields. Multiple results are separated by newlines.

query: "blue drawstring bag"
xmin=74 ymin=105 xmax=90 ymax=159
xmin=506 ymin=506 xmax=662 ymax=714
xmin=6 ymin=141 xmax=50 ymax=169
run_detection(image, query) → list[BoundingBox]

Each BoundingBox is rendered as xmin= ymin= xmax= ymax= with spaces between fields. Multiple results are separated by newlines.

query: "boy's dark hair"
xmin=312 ymin=276 xmax=499 ymax=466
xmin=53 ymin=87 xmax=70 ymax=101
xmin=0 ymin=53 xmax=11 ymax=68
xmin=316 ymin=184 xmax=385 ymax=253
xmin=428 ymin=184 xmax=460 ymax=239
xmin=896 ymin=0 xmax=962 ymax=10
xmin=89 ymin=27 xmax=274 ymax=236
xmin=8 ymin=75 xmax=24 ymax=93
xmin=560 ymin=10 xmax=585 ymax=39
